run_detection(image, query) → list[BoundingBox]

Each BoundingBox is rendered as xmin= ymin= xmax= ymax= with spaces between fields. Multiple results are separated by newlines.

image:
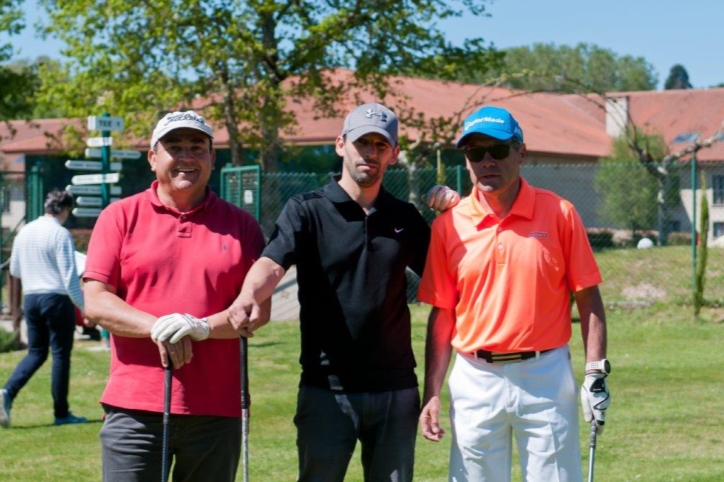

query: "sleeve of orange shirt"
xmin=418 ymin=215 xmax=457 ymax=310
xmin=561 ymin=201 xmax=603 ymax=292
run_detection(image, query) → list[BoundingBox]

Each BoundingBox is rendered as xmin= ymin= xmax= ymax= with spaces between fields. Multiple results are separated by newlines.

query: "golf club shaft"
xmin=240 ymin=337 xmax=250 ymax=482
xmin=587 ymin=419 xmax=597 ymax=482
xmin=162 ymin=362 xmax=173 ymax=482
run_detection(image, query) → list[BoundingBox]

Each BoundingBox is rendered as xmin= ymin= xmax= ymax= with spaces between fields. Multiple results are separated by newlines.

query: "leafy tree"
xmin=459 ymin=42 xmax=657 ymax=93
xmin=0 ymin=0 xmax=38 ymax=121
xmin=37 ymin=0 xmax=501 ymax=171
xmin=595 ymin=136 xmax=661 ymax=241
xmin=664 ymin=64 xmax=692 ymax=90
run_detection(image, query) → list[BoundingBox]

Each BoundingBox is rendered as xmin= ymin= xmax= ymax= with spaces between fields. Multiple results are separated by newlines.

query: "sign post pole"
xmin=100 ymin=113 xmax=111 ymax=208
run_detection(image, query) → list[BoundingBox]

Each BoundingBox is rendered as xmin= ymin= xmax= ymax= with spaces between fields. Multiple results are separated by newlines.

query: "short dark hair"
xmin=44 ymin=189 xmax=74 ymax=215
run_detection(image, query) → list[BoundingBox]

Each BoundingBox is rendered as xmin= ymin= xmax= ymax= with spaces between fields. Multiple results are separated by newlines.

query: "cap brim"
xmin=455 ymin=129 xmax=515 ymax=148
xmin=345 ymin=126 xmax=397 ymax=147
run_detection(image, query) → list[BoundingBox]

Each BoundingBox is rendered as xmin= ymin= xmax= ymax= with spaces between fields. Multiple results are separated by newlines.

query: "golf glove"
xmin=151 ymin=313 xmax=210 ymax=344
xmin=581 ymin=373 xmax=610 ymax=434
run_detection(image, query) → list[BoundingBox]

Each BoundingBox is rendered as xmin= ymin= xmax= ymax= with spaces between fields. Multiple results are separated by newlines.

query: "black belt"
xmin=472 ymin=348 xmax=555 ymax=363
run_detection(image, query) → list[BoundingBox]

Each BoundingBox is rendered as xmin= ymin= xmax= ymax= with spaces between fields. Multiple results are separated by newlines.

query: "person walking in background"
xmin=0 ymin=189 xmax=87 ymax=428
xmin=227 ymin=102 xmax=459 ymax=482
xmin=417 ymin=106 xmax=611 ymax=481
xmin=83 ymin=111 xmax=266 ymax=481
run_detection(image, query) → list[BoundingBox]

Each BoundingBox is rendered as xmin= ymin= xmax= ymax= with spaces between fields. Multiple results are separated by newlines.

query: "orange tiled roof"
xmin=2 ymin=73 xmax=724 ymax=164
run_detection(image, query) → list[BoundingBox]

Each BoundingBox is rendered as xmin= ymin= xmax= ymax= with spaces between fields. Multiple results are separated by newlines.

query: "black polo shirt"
xmin=262 ymin=176 xmax=430 ymax=392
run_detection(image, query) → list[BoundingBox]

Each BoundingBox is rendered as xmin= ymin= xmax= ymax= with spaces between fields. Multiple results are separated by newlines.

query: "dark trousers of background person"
xmin=295 ymin=385 xmax=420 ymax=482
xmin=3 ymin=293 xmax=76 ymax=418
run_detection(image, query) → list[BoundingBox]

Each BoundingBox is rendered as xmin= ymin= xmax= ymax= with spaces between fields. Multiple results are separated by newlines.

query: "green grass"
xmin=2 ymin=246 xmax=724 ymax=480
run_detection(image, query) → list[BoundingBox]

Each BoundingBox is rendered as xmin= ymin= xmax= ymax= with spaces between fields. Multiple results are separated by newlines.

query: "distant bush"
xmin=0 ymin=329 xmax=17 ymax=354
xmin=667 ymin=231 xmax=692 ymax=246
xmin=70 ymin=229 xmax=92 ymax=253
xmin=587 ymin=229 xmax=615 ymax=250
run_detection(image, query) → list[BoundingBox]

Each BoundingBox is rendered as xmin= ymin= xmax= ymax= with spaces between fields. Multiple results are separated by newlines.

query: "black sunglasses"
xmin=463 ymin=144 xmax=516 ymax=162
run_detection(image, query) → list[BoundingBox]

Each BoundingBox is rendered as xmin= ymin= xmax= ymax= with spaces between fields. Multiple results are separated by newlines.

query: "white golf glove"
xmin=581 ymin=373 xmax=610 ymax=434
xmin=151 ymin=313 xmax=210 ymax=344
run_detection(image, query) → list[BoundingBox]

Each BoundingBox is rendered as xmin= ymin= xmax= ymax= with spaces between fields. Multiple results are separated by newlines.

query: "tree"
xmin=455 ymin=42 xmax=657 ymax=93
xmin=664 ymin=64 xmax=692 ymax=90
xmin=594 ymin=136 xmax=662 ymax=241
xmin=37 ymin=0 xmax=501 ymax=171
xmin=0 ymin=0 xmax=38 ymax=121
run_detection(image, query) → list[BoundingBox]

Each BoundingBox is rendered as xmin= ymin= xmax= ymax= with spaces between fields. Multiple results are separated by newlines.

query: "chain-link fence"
xmin=221 ymin=160 xmax=722 ymax=309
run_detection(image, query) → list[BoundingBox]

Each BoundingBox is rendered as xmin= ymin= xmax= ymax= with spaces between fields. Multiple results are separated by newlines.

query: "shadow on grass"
xmin=9 ymin=418 xmax=104 ymax=430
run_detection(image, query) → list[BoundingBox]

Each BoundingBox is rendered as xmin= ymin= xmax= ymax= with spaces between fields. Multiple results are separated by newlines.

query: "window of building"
xmin=713 ymin=175 xmax=724 ymax=205
xmin=714 ymin=222 xmax=724 ymax=239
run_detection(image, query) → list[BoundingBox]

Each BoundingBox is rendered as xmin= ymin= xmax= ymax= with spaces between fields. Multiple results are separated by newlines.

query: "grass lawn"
xmin=1 ymin=246 xmax=724 ymax=480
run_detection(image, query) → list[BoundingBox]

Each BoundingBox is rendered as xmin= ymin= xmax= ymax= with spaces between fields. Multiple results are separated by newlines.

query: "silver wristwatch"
xmin=585 ymin=359 xmax=611 ymax=374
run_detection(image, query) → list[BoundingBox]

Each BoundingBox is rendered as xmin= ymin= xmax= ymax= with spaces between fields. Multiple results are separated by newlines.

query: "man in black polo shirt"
xmin=228 ymin=103 xmax=456 ymax=482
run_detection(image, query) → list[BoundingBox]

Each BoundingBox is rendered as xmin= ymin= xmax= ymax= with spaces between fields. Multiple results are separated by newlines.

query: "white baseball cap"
xmin=151 ymin=111 xmax=214 ymax=147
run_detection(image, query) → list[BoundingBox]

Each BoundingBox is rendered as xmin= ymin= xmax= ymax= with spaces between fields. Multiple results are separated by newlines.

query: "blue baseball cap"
xmin=455 ymin=106 xmax=524 ymax=148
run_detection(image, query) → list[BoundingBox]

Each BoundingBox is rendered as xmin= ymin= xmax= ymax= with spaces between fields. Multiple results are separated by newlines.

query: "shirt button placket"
xmin=496 ymin=225 xmax=505 ymax=264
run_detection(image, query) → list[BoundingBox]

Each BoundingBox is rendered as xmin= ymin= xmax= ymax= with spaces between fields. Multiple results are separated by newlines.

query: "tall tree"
xmin=456 ymin=42 xmax=657 ymax=93
xmin=594 ymin=136 xmax=664 ymax=241
xmin=0 ymin=0 xmax=38 ymax=121
xmin=37 ymin=0 xmax=501 ymax=171
xmin=664 ymin=64 xmax=693 ymax=90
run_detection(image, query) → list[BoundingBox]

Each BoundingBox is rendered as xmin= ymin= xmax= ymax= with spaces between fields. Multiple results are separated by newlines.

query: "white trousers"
xmin=448 ymin=346 xmax=582 ymax=482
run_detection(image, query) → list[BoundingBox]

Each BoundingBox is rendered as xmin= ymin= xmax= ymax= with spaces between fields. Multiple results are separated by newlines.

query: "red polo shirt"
xmin=418 ymin=178 xmax=602 ymax=353
xmin=84 ymin=182 xmax=264 ymax=416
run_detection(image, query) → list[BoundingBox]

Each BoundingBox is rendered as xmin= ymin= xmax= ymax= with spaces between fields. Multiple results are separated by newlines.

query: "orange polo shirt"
xmin=418 ymin=178 xmax=602 ymax=353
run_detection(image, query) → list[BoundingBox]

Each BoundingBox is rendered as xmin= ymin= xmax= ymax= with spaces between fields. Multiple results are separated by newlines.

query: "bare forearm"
xmin=575 ymin=285 xmax=607 ymax=362
xmin=422 ymin=307 xmax=456 ymax=403
xmin=84 ymin=281 xmax=155 ymax=337
xmin=241 ymin=257 xmax=286 ymax=303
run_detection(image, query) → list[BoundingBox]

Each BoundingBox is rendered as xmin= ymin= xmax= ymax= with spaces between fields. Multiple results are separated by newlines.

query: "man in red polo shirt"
xmin=417 ymin=106 xmax=611 ymax=481
xmin=83 ymin=111 xmax=266 ymax=481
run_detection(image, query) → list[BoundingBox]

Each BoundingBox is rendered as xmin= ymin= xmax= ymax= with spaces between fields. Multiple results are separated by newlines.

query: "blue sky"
xmin=3 ymin=0 xmax=722 ymax=90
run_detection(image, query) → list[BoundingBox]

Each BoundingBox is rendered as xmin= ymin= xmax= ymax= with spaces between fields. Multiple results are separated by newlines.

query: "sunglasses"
xmin=463 ymin=144 xmax=516 ymax=162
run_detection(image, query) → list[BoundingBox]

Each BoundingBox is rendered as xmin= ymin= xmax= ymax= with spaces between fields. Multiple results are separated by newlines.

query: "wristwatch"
xmin=585 ymin=359 xmax=611 ymax=374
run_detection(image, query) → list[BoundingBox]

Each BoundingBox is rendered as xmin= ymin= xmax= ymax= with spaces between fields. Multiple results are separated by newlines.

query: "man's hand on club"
xmin=421 ymin=185 xmax=461 ymax=212
xmin=581 ymin=373 xmax=610 ymax=435
xmin=419 ymin=395 xmax=446 ymax=442
xmin=227 ymin=296 xmax=264 ymax=337
xmin=151 ymin=313 xmax=210 ymax=344
xmin=158 ymin=337 xmax=193 ymax=369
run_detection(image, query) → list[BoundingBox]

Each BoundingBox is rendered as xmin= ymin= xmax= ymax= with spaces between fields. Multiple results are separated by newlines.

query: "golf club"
xmin=240 ymin=337 xmax=250 ymax=482
xmin=162 ymin=361 xmax=173 ymax=482
xmin=587 ymin=419 xmax=598 ymax=482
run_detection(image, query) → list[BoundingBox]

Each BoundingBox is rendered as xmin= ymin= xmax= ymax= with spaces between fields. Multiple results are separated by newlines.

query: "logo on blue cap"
xmin=456 ymin=106 xmax=524 ymax=148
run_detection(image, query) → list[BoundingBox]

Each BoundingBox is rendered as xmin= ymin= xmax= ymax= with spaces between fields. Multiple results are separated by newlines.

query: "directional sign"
xmin=87 ymin=137 xmax=113 ymax=147
xmin=72 ymin=207 xmax=102 ymax=218
xmin=85 ymin=148 xmax=142 ymax=160
xmin=87 ymin=116 xmax=124 ymax=132
xmin=66 ymin=160 xmax=122 ymax=171
xmin=76 ymin=196 xmax=120 ymax=207
xmin=71 ymin=173 xmax=120 ymax=185
xmin=65 ymin=184 xmax=122 ymax=196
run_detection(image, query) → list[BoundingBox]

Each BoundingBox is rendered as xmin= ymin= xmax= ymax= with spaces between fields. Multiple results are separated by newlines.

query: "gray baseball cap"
xmin=341 ymin=103 xmax=398 ymax=147
xmin=151 ymin=111 xmax=214 ymax=147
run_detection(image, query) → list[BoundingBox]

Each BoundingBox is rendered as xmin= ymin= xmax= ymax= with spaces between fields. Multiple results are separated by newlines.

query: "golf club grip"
xmin=240 ymin=337 xmax=249 ymax=410
xmin=162 ymin=363 xmax=173 ymax=482
xmin=589 ymin=419 xmax=598 ymax=448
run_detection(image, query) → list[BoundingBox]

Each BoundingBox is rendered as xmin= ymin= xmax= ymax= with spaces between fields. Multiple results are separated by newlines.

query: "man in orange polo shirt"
xmin=417 ymin=106 xmax=610 ymax=481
